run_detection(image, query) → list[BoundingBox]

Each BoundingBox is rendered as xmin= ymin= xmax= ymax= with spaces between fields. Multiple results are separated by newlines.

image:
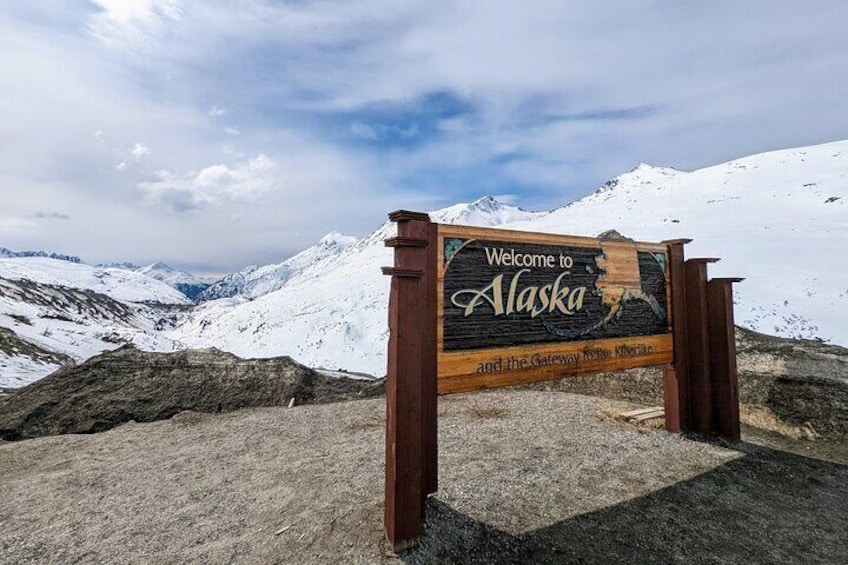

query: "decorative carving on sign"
xmin=443 ymin=238 xmax=466 ymax=264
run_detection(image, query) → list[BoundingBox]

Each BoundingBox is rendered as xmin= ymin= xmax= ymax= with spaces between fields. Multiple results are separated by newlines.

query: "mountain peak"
xmin=430 ymin=196 xmax=540 ymax=226
xmin=468 ymin=195 xmax=505 ymax=211
xmin=594 ymin=163 xmax=682 ymax=195
xmin=318 ymin=231 xmax=358 ymax=247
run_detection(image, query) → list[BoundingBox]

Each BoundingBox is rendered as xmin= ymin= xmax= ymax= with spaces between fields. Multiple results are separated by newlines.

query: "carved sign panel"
xmin=437 ymin=225 xmax=673 ymax=393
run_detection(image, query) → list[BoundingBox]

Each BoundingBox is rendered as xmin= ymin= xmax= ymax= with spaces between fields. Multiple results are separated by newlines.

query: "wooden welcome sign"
xmin=437 ymin=225 xmax=673 ymax=393
xmin=381 ymin=210 xmax=742 ymax=551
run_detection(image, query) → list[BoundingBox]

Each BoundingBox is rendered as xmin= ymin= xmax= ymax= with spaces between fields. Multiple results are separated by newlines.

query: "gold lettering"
xmin=568 ymin=286 xmax=586 ymax=312
xmin=505 ymin=268 xmax=529 ymax=314
xmin=450 ymin=270 xmax=586 ymax=318
xmin=516 ymin=285 xmax=538 ymax=314
xmin=450 ymin=274 xmax=504 ymax=315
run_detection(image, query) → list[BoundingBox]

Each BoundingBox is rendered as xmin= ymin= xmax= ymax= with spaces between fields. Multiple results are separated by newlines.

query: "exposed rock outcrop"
xmin=0 ymin=345 xmax=384 ymax=440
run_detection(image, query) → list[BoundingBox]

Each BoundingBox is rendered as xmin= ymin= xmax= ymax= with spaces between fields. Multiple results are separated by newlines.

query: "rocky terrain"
xmin=2 ymin=326 xmax=845 ymax=444
xmin=0 ymin=328 xmax=845 ymax=563
xmin=530 ymin=327 xmax=848 ymax=440
xmin=0 ymin=346 xmax=383 ymax=441
xmin=1 ymin=391 xmax=846 ymax=564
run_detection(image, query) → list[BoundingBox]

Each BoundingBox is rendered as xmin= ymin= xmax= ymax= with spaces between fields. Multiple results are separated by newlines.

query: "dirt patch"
xmin=466 ymin=401 xmax=510 ymax=420
xmin=0 ymin=391 xmax=845 ymax=564
xmin=0 ymin=345 xmax=384 ymax=441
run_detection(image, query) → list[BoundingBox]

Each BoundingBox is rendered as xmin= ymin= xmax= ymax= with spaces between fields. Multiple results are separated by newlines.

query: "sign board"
xmin=437 ymin=225 xmax=673 ymax=393
xmin=381 ymin=210 xmax=741 ymax=552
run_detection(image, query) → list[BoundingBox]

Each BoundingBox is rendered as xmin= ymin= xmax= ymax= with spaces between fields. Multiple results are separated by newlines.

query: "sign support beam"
xmin=707 ymin=277 xmax=744 ymax=440
xmin=382 ymin=211 xmax=437 ymax=552
xmin=684 ymin=257 xmax=719 ymax=435
xmin=662 ymin=239 xmax=692 ymax=432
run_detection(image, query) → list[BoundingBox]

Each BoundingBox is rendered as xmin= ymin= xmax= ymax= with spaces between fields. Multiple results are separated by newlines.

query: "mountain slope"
xmin=135 ymin=263 xmax=211 ymax=300
xmin=510 ymin=141 xmax=847 ymax=345
xmin=174 ymin=198 xmax=543 ymax=374
xmin=0 ymin=259 xmax=189 ymax=387
xmin=198 ymin=231 xmax=358 ymax=301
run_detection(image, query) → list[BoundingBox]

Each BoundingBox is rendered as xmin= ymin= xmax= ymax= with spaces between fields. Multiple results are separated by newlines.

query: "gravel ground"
xmin=1 ymin=391 xmax=846 ymax=564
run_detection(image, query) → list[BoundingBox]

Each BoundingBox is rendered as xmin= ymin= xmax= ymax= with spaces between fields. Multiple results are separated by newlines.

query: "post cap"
xmin=388 ymin=210 xmax=430 ymax=222
xmin=687 ymin=257 xmax=720 ymax=264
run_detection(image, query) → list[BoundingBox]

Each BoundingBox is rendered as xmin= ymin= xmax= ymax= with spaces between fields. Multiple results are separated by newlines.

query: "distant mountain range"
xmin=1 ymin=140 xmax=845 ymax=387
xmin=0 ymin=247 xmax=81 ymax=263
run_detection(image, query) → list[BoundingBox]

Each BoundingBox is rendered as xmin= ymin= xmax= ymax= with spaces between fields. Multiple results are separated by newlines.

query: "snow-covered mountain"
xmin=173 ymin=142 xmax=847 ymax=377
xmin=2 ymin=140 xmax=846 ymax=387
xmin=135 ymin=263 xmax=211 ymax=300
xmin=0 ymin=259 xmax=189 ymax=388
xmin=509 ymin=143 xmax=846 ymax=346
xmin=99 ymin=262 xmax=212 ymax=300
xmin=198 ymin=231 xmax=358 ymax=301
xmin=172 ymin=198 xmax=543 ymax=373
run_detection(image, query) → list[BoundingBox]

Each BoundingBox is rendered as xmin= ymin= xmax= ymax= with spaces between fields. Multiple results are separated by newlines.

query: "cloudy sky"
xmin=2 ymin=1 xmax=846 ymax=274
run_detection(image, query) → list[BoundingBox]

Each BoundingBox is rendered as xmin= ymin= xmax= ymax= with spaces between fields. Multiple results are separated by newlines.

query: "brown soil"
xmin=1 ymin=391 xmax=846 ymax=564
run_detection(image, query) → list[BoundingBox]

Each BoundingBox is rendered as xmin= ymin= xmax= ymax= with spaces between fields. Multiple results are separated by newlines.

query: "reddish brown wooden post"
xmin=662 ymin=239 xmax=692 ymax=433
xmin=707 ymin=277 xmax=744 ymax=440
xmin=422 ymin=222 xmax=438 ymax=500
xmin=684 ymin=257 xmax=720 ymax=435
xmin=382 ymin=211 xmax=437 ymax=552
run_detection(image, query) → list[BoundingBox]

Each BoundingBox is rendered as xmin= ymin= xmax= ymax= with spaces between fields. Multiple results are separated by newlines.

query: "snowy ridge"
xmin=0 ymin=258 xmax=188 ymax=387
xmin=2 ymin=140 xmax=846 ymax=386
xmin=0 ymin=247 xmax=82 ymax=263
xmin=173 ymin=198 xmax=543 ymax=374
xmin=199 ymin=232 xmax=358 ymax=301
xmin=510 ymin=140 xmax=847 ymax=345
xmin=174 ymin=142 xmax=847 ymax=377
xmin=0 ymin=259 xmax=190 ymax=305
xmin=136 ymin=262 xmax=207 ymax=288
xmin=135 ymin=263 xmax=211 ymax=300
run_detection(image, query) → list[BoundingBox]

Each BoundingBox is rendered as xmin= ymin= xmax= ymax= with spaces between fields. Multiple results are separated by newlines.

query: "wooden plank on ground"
xmin=630 ymin=409 xmax=665 ymax=423
xmin=620 ymin=406 xmax=665 ymax=419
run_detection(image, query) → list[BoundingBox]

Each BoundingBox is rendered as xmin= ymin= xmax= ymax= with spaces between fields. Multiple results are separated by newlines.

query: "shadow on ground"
xmin=402 ymin=441 xmax=848 ymax=565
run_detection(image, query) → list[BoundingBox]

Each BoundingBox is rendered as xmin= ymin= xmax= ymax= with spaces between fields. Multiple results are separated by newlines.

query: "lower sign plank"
xmin=438 ymin=333 xmax=673 ymax=394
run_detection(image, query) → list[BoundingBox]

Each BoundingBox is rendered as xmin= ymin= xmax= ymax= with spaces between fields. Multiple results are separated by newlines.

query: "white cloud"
xmin=91 ymin=0 xmax=180 ymax=25
xmin=223 ymin=127 xmax=240 ymax=136
xmin=130 ymin=142 xmax=149 ymax=159
xmin=2 ymin=1 xmax=847 ymax=271
xmin=88 ymin=0 xmax=182 ymax=47
xmin=34 ymin=211 xmax=71 ymax=221
xmin=138 ymin=154 xmax=277 ymax=212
